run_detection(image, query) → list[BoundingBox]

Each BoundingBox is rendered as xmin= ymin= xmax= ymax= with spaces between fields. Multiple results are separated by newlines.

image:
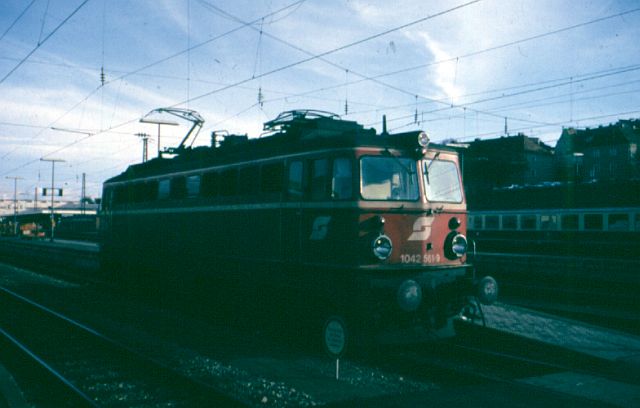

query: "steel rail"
xmin=0 ymin=285 xmax=243 ymax=406
xmin=0 ymin=326 xmax=98 ymax=407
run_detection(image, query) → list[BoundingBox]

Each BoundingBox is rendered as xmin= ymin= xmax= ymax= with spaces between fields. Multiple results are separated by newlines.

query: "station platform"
xmin=478 ymin=302 xmax=640 ymax=363
xmin=475 ymin=302 xmax=640 ymax=407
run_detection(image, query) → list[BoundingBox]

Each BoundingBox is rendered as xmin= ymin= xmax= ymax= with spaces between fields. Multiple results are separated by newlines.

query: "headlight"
xmin=372 ymin=234 xmax=392 ymax=260
xmin=451 ymin=234 xmax=467 ymax=257
xmin=397 ymin=279 xmax=422 ymax=312
xmin=445 ymin=233 xmax=468 ymax=259
xmin=418 ymin=131 xmax=430 ymax=147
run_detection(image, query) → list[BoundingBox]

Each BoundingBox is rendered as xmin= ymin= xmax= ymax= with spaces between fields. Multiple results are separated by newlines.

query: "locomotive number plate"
xmin=400 ymin=254 xmax=441 ymax=264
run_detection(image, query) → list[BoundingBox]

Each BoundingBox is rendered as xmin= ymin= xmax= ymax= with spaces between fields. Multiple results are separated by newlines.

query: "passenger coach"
xmin=100 ymin=110 xmax=496 ymax=346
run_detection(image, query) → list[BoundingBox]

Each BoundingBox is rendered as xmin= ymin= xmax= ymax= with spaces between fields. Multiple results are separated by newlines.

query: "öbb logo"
xmin=408 ymin=216 xmax=434 ymax=241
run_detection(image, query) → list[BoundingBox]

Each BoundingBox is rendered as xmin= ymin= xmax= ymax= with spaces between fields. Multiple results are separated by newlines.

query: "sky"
xmin=0 ymin=0 xmax=639 ymax=200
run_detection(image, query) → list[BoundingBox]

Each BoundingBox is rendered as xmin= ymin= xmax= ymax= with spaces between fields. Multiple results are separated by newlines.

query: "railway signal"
xmin=40 ymin=158 xmax=65 ymax=242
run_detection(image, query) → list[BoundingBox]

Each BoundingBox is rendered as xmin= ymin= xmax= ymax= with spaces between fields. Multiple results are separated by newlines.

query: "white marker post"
xmin=324 ymin=317 xmax=347 ymax=380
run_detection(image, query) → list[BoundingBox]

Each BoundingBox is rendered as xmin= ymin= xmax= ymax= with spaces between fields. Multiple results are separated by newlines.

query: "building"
xmin=462 ymin=133 xmax=555 ymax=196
xmin=0 ymin=198 xmax=78 ymax=217
xmin=556 ymin=119 xmax=640 ymax=182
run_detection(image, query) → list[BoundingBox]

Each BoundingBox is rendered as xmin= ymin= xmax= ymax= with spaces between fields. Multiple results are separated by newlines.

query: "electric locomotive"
xmin=99 ymin=109 xmax=497 ymax=347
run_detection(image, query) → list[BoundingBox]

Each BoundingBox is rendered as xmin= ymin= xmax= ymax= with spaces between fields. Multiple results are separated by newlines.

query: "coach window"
xmin=472 ymin=215 xmax=483 ymax=230
xmin=561 ymin=214 xmax=579 ymax=230
xmin=220 ymin=168 xmax=238 ymax=197
xmin=485 ymin=215 xmax=499 ymax=229
xmin=158 ymin=179 xmax=170 ymax=200
xmin=502 ymin=215 xmax=517 ymax=230
xmin=287 ymin=161 xmax=304 ymax=200
xmin=332 ymin=158 xmax=352 ymax=199
xmin=521 ymin=215 xmax=537 ymax=230
xmin=540 ymin=215 xmax=558 ymax=230
xmin=201 ymin=172 xmax=218 ymax=197
xmin=311 ymin=159 xmax=329 ymax=200
xmin=608 ymin=213 xmax=629 ymax=231
xmin=584 ymin=214 xmax=603 ymax=230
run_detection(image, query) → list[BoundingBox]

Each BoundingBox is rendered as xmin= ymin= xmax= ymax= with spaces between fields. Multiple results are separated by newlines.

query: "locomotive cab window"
xmin=360 ymin=156 xmax=418 ymax=201
xmin=332 ymin=158 xmax=352 ymax=200
xmin=423 ymin=159 xmax=462 ymax=203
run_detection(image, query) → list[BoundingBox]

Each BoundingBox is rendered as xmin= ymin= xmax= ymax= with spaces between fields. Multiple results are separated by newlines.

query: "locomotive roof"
xmin=106 ymin=110 xmax=456 ymax=184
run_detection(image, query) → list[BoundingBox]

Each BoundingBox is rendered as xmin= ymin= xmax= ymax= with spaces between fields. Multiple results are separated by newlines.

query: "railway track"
xmin=0 ymin=285 xmax=242 ymax=407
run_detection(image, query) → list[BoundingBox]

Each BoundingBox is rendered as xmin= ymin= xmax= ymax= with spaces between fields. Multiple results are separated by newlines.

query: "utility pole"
xmin=81 ymin=172 xmax=86 ymax=215
xmin=5 ymin=176 xmax=23 ymax=236
xmin=40 ymin=158 xmax=65 ymax=242
xmin=136 ymin=133 xmax=150 ymax=162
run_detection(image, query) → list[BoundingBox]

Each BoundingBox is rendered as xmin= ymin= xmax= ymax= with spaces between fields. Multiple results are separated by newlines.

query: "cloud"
xmin=413 ymin=31 xmax=463 ymax=102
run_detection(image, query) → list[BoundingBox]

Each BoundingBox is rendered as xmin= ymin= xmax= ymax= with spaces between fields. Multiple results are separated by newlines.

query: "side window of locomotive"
xmin=608 ymin=213 xmax=630 ymax=231
xmin=186 ymin=175 xmax=201 ymax=198
xmin=132 ymin=181 xmax=157 ymax=203
xmin=114 ymin=185 xmax=132 ymax=205
xmin=584 ymin=214 xmax=603 ymax=230
xmin=423 ymin=159 xmax=462 ymax=203
xmin=287 ymin=161 xmax=304 ymax=200
xmin=201 ymin=172 xmax=218 ymax=197
xmin=238 ymin=166 xmax=259 ymax=196
xmin=158 ymin=179 xmax=170 ymax=200
xmin=220 ymin=169 xmax=238 ymax=197
xmin=170 ymin=177 xmax=187 ymax=199
xmin=331 ymin=158 xmax=352 ymax=200
xmin=311 ymin=159 xmax=329 ymax=200
xmin=261 ymin=162 xmax=284 ymax=195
